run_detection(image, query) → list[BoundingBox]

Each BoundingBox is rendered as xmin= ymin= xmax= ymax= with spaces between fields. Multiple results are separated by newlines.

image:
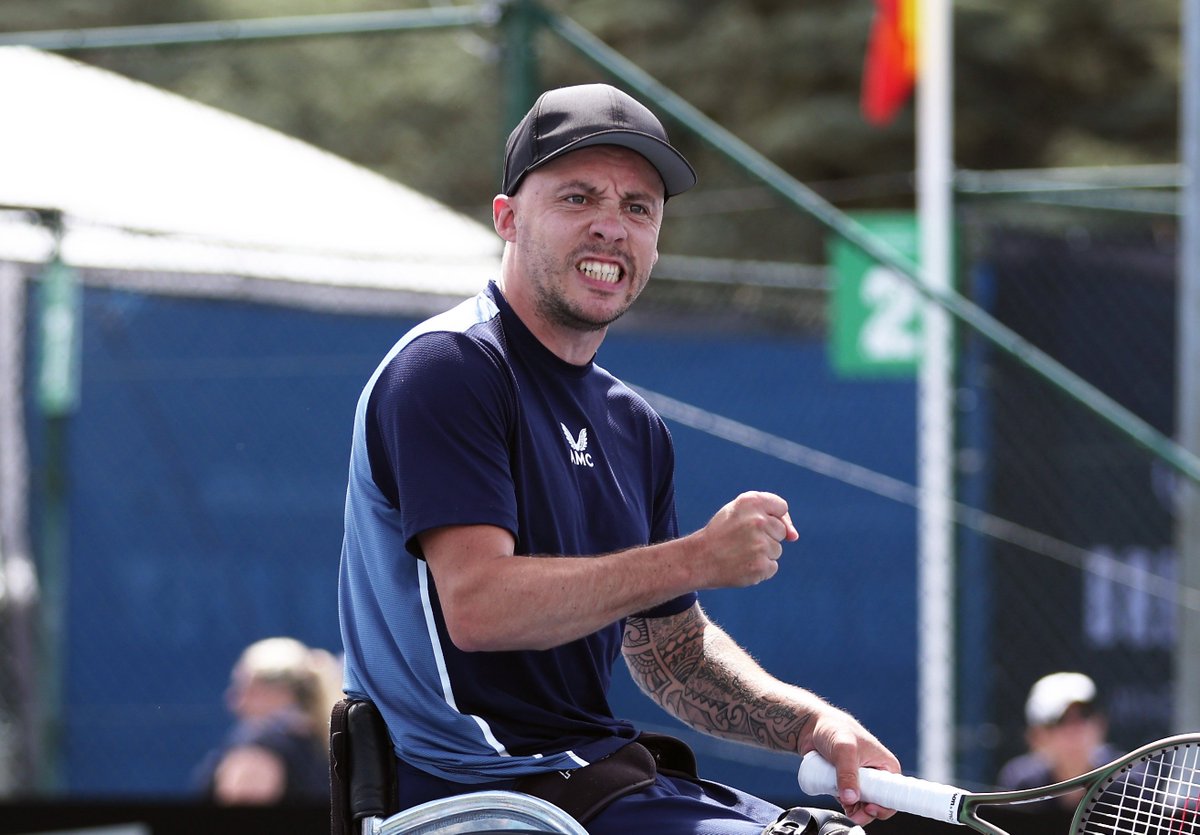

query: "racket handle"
xmin=798 ymin=752 xmax=964 ymax=825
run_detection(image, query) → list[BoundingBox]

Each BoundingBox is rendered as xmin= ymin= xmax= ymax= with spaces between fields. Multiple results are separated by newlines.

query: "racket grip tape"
xmin=797 ymin=752 xmax=964 ymax=825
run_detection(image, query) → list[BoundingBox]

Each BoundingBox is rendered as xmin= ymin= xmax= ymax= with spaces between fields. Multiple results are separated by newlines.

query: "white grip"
xmin=797 ymin=752 xmax=964 ymax=825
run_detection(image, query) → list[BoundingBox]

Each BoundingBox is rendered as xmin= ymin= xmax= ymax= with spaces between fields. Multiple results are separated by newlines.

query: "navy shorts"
xmin=589 ymin=772 xmax=784 ymax=835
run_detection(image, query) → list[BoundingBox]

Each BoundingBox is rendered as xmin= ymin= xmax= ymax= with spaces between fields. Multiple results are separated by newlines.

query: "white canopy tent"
xmin=0 ymin=45 xmax=499 ymax=304
xmin=0 ymin=43 xmax=504 ymax=582
xmin=0 ymin=49 xmax=500 ymax=787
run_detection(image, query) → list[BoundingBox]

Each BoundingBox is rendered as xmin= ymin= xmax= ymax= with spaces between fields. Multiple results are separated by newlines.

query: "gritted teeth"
xmin=577 ymin=258 xmax=622 ymax=283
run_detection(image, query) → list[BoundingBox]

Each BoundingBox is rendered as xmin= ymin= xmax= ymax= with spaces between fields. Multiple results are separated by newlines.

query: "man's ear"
xmin=493 ymin=194 xmax=517 ymax=242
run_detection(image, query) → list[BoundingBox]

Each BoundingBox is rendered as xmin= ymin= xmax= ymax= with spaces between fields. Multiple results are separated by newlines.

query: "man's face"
xmin=499 ymin=145 xmax=665 ymax=333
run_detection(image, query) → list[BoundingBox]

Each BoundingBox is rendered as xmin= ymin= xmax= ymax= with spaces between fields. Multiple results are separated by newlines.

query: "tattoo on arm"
xmin=623 ymin=607 xmax=812 ymax=752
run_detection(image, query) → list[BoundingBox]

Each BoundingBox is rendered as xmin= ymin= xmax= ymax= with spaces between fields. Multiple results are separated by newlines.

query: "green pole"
xmin=34 ymin=213 xmax=82 ymax=791
xmin=500 ymin=0 xmax=541 ymax=135
xmin=0 ymin=6 xmax=496 ymax=50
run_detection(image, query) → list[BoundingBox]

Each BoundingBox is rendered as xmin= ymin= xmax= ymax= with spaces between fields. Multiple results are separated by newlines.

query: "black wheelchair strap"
xmin=330 ymin=699 xmax=398 ymax=835
xmin=329 ymin=699 xmax=351 ymax=835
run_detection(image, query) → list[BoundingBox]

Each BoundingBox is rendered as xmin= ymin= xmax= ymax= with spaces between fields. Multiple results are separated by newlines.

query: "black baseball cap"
xmin=502 ymin=83 xmax=697 ymax=198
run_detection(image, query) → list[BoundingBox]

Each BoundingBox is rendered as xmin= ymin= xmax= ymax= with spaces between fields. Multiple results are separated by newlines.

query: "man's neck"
xmin=495 ymin=278 xmax=606 ymax=367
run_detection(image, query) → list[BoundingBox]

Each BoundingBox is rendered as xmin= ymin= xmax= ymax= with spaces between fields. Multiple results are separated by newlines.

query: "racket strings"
xmin=1078 ymin=743 xmax=1200 ymax=835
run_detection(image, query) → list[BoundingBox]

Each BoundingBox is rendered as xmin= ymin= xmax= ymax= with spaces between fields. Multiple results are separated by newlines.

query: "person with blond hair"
xmin=196 ymin=636 xmax=342 ymax=805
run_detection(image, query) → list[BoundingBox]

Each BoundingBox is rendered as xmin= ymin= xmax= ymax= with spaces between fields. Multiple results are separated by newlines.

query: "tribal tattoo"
xmin=623 ymin=606 xmax=812 ymax=753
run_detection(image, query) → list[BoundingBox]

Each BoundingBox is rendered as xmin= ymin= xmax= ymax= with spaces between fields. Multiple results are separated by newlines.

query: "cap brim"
xmin=518 ymin=129 xmax=697 ymax=198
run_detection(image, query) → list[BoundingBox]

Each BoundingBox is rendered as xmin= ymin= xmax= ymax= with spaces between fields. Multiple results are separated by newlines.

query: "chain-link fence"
xmin=1 ymin=188 xmax=1194 ymax=806
xmin=952 ymin=195 xmax=1185 ymax=785
xmin=0 ymin=6 xmax=1194 ymax=809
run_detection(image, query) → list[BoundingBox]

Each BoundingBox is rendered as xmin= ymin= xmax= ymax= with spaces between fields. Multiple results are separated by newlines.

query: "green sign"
xmin=828 ymin=213 xmax=921 ymax=378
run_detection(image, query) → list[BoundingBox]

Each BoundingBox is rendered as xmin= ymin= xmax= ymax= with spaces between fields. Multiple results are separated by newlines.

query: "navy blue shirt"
xmin=338 ymin=282 xmax=696 ymax=783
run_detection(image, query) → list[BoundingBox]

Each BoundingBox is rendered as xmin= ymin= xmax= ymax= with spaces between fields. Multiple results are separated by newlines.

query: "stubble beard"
xmin=529 ymin=248 xmax=645 ymax=333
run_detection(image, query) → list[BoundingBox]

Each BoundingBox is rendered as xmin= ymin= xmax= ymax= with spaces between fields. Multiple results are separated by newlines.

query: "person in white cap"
xmin=996 ymin=672 xmax=1122 ymax=811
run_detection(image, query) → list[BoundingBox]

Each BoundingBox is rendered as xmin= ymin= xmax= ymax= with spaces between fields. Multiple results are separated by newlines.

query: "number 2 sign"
xmin=828 ymin=213 xmax=926 ymax=378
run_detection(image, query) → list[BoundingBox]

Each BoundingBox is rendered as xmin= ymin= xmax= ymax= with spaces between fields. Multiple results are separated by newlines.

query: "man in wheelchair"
xmin=336 ymin=82 xmax=900 ymax=835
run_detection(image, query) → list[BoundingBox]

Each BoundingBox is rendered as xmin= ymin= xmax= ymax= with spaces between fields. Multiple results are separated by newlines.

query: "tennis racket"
xmin=798 ymin=733 xmax=1200 ymax=835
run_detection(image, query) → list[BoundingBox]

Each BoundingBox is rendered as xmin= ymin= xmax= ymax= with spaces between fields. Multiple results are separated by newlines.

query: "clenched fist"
xmin=690 ymin=491 xmax=799 ymax=589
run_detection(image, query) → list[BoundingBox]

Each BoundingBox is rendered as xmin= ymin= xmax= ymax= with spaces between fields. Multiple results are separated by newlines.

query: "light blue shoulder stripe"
xmin=355 ymin=291 xmax=500 ymax=421
xmin=381 ymin=292 xmax=499 ymax=377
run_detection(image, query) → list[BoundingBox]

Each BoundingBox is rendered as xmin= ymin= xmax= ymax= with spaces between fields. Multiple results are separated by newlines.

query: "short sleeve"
xmin=366 ymin=330 xmax=519 ymax=557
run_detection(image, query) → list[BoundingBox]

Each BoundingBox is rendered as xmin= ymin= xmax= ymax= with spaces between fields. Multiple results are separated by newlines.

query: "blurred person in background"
xmin=195 ymin=636 xmax=342 ymax=805
xmin=996 ymin=672 xmax=1121 ymax=811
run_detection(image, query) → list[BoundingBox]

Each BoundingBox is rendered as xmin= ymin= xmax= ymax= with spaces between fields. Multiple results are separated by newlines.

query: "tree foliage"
xmin=2 ymin=0 xmax=1184 ymax=264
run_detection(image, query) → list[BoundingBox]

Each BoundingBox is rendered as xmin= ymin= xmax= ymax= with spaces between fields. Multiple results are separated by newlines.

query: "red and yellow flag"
xmin=861 ymin=0 xmax=918 ymax=126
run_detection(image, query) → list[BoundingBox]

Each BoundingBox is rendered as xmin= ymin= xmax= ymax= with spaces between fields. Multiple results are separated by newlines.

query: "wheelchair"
xmin=329 ymin=698 xmax=588 ymax=835
xmin=330 ymin=698 xmax=858 ymax=835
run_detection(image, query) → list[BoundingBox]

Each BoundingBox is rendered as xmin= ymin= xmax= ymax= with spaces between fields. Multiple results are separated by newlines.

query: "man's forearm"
xmin=623 ymin=605 xmax=816 ymax=753
xmin=423 ymin=524 xmax=705 ymax=652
